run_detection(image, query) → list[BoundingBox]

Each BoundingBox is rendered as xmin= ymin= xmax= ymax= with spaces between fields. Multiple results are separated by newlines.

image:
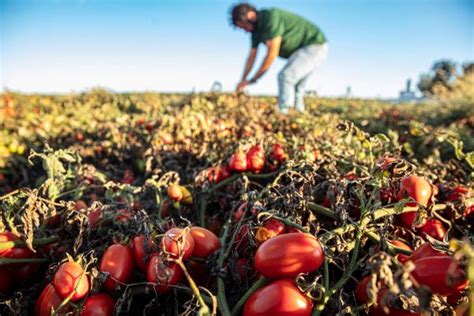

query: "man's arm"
xmin=250 ymin=36 xmax=281 ymax=82
xmin=240 ymin=47 xmax=258 ymax=82
xmin=236 ymin=37 xmax=281 ymax=92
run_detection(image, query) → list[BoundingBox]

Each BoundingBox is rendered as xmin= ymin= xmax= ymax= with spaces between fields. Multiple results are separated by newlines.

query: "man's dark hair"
xmin=230 ymin=3 xmax=257 ymax=26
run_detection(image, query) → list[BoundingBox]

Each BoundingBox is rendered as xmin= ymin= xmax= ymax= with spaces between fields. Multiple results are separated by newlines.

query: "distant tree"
xmin=418 ymin=60 xmax=457 ymax=96
xmin=462 ymin=62 xmax=474 ymax=75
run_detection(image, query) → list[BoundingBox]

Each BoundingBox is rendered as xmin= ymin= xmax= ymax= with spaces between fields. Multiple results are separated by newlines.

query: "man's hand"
xmin=236 ymin=80 xmax=251 ymax=92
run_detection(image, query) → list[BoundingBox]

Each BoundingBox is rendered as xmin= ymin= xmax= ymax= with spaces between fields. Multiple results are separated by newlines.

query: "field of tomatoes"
xmin=0 ymin=90 xmax=473 ymax=315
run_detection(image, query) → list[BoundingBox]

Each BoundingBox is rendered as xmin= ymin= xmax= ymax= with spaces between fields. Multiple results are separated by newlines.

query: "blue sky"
xmin=1 ymin=0 xmax=472 ymax=98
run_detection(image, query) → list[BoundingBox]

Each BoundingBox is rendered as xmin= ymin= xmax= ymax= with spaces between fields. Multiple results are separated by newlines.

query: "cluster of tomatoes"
xmin=356 ymin=242 xmax=468 ymax=316
xmin=32 ymin=225 xmax=221 ymax=316
xmin=197 ymin=143 xmax=319 ymax=185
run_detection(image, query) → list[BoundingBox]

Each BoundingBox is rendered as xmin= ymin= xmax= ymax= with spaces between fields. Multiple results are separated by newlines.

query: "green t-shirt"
xmin=251 ymin=8 xmax=327 ymax=59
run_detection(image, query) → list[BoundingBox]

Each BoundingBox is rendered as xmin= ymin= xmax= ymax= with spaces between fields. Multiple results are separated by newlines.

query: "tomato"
xmin=115 ymin=209 xmax=133 ymax=223
xmin=81 ymin=293 xmax=115 ymax=316
xmin=189 ymin=227 xmax=221 ymax=258
xmin=88 ymin=208 xmax=102 ymax=228
xmin=255 ymin=233 xmax=324 ymax=279
xmin=146 ymin=254 xmax=183 ymax=294
xmin=130 ymin=235 xmax=155 ymax=272
xmin=270 ymin=144 xmax=287 ymax=163
xmin=229 ymin=151 xmax=248 ymax=172
xmin=121 ymin=169 xmax=134 ymax=184
xmin=411 ymin=256 xmax=468 ymax=296
xmin=243 ymin=279 xmax=312 ymax=316
xmin=205 ymin=166 xmax=223 ymax=183
xmin=235 ymin=257 xmax=252 ymax=282
xmin=233 ymin=224 xmax=251 ymax=254
xmin=408 ymin=243 xmax=447 ymax=262
xmin=220 ymin=165 xmax=232 ymax=180
xmin=235 ymin=202 xmax=257 ymax=222
xmin=74 ymin=200 xmax=88 ymax=212
xmin=167 ymin=184 xmax=183 ymax=201
xmin=255 ymin=219 xmax=286 ymax=244
xmin=465 ymin=204 xmax=474 ymax=219
xmin=100 ymin=244 xmax=134 ymax=292
xmin=397 ymin=176 xmax=433 ymax=227
xmin=388 ymin=240 xmax=412 ymax=263
xmin=161 ymin=228 xmax=195 ymax=260
xmin=397 ymin=176 xmax=433 ymax=206
xmin=35 ymin=283 xmax=70 ymax=316
xmin=356 ymin=276 xmax=419 ymax=315
xmin=418 ymin=219 xmax=446 ymax=240
xmin=380 ymin=188 xmax=396 ymax=205
xmin=0 ymin=231 xmax=19 ymax=256
xmin=53 ymin=261 xmax=89 ymax=302
xmin=0 ymin=267 xmax=13 ymax=294
xmin=246 ymin=145 xmax=265 ymax=173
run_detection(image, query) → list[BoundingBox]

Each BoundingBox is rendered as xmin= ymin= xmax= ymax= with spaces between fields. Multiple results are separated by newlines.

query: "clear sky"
xmin=1 ymin=0 xmax=473 ymax=98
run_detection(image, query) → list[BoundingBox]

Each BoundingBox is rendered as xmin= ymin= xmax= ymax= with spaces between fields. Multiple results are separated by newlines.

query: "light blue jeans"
xmin=278 ymin=43 xmax=328 ymax=113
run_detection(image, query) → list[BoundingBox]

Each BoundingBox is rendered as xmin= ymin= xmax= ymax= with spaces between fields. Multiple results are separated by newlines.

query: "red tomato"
xmin=220 ymin=165 xmax=232 ymax=180
xmin=189 ymin=227 xmax=221 ymax=258
xmin=121 ymin=169 xmax=134 ymax=184
xmin=53 ymin=261 xmax=90 ymax=302
xmin=255 ymin=233 xmax=324 ymax=279
xmin=167 ymin=184 xmax=183 ymax=201
xmin=465 ymin=204 xmax=474 ymax=219
xmin=418 ymin=219 xmax=446 ymax=240
xmin=235 ymin=202 xmax=257 ymax=222
xmin=162 ymin=228 xmax=195 ymax=260
xmin=271 ymin=144 xmax=287 ymax=163
xmin=146 ymin=254 xmax=183 ymax=294
xmin=243 ymin=279 xmax=312 ymax=316
xmin=35 ymin=283 xmax=69 ymax=316
xmin=233 ymin=224 xmax=251 ymax=254
xmin=397 ymin=176 xmax=433 ymax=227
xmin=255 ymin=219 xmax=286 ymax=244
xmin=81 ymin=293 xmax=115 ymax=316
xmin=229 ymin=151 xmax=248 ymax=172
xmin=0 ymin=231 xmax=19 ymax=256
xmin=115 ymin=209 xmax=133 ymax=223
xmin=100 ymin=244 xmax=134 ymax=292
xmin=246 ymin=145 xmax=265 ymax=173
xmin=356 ymin=276 xmax=419 ymax=315
xmin=409 ymin=243 xmax=447 ymax=262
xmin=74 ymin=200 xmax=88 ymax=212
xmin=205 ymin=166 xmax=223 ymax=183
xmin=88 ymin=208 xmax=102 ymax=229
xmin=411 ymin=256 xmax=468 ymax=296
xmin=130 ymin=235 xmax=155 ymax=272
xmin=397 ymin=176 xmax=433 ymax=207
xmin=388 ymin=240 xmax=412 ymax=263
xmin=0 ymin=267 xmax=13 ymax=294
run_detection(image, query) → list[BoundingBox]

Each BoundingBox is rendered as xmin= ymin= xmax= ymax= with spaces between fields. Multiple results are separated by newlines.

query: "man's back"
xmin=251 ymin=8 xmax=327 ymax=58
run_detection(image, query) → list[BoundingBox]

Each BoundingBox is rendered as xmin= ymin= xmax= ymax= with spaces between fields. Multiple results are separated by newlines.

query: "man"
xmin=231 ymin=3 xmax=328 ymax=114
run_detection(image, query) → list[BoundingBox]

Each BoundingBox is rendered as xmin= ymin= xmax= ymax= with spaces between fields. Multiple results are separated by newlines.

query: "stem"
xmin=320 ymin=204 xmax=446 ymax=243
xmin=323 ymin=257 xmax=329 ymax=292
xmin=0 ymin=235 xmax=59 ymax=251
xmin=0 ymin=257 xmax=48 ymax=265
xmin=230 ymin=277 xmax=269 ymax=316
xmin=216 ymin=218 xmax=233 ymax=316
xmin=175 ymin=259 xmax=211 ymax=315
xmin=307 ymin=202 xmax=337 ymax=220
xmin=366 ymin=231 xmax=412 ymax=256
